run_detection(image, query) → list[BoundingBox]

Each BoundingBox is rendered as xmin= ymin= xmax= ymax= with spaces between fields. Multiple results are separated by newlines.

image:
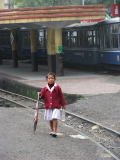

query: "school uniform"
xmin=39 ymin=83 xmax=66 ymax=120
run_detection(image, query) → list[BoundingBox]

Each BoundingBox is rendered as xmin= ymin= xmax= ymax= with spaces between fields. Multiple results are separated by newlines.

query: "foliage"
xmin=10 ymin=0 xmax=120 ymax=8
xmin=86 ymin=0 xmax=119 ymax=7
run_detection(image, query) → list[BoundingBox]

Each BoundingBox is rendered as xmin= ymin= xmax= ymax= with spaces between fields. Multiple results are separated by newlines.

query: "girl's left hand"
xmin=37 ymin=92 xmax=41 ymax=96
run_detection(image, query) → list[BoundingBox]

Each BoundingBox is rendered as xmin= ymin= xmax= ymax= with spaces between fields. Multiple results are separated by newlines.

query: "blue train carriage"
xmin=62 ymin=22 xmax=99 ymax=66
xmin=20 ymin=28 xmax=47 ymax=59
xmin=0 ymin=29 xmax=12 ymax=59
xmin=98 ymin=17 xmax=120 ymax=66
xmin=0 ymin=28 xmax=47 ymax=60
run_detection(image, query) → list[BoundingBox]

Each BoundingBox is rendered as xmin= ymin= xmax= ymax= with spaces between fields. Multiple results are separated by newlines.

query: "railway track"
xmin=0 ymin=89 xmax=44 ymax=109
xmin=0 ymin=89 xmax=120 ymax=160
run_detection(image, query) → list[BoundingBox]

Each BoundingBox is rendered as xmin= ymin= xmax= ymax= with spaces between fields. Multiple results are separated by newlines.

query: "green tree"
xmin=10 ymin=0 xmax=120 ymax=8
xmin=85 ymin=0 xmax=119 ymax=7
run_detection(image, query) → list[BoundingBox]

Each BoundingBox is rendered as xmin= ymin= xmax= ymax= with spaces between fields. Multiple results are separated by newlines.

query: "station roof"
xmin=0 ymin=5 xmax=106 ymax=29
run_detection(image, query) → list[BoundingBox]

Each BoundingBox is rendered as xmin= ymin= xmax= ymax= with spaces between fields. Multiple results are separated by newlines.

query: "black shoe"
xmin=52 ymin=133 xmax=57 ymax=137
xmin=49 ymin=132 xmax=53 ymax=135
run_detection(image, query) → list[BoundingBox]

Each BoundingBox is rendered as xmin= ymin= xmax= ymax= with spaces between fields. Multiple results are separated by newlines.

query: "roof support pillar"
xmin=30 ymin=29 xmax=38 ymax=71
xmin=11 ymin=29 xmax=18 ymax=68
xmin=47 ymin=27 xmax=63 ymax=76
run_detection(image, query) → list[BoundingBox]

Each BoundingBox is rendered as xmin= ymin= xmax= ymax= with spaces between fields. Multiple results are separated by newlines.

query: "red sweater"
xmin=39 ymin=84 xmax=66 ymax=109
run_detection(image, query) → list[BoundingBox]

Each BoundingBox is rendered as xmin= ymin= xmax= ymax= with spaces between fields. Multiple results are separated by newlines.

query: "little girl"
xmin=38 ymin=72 xmax=66 ymax=137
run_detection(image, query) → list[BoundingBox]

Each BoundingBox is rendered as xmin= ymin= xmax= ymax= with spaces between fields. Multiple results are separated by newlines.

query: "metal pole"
xmin=114 ymin=0 xmax=116 ymax=4
xmin=82 ymin=0 xmax=84 ymax=5
xmin=4 ymin=0 xmax=9 ymax=9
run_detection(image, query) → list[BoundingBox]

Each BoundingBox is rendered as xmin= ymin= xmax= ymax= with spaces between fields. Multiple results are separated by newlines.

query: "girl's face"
xmin=47 ymin=75 xmax=55 ymax=84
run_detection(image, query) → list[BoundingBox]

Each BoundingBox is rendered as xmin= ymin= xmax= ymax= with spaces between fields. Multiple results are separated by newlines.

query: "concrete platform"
xmin=0 ymin=60 xmax=120 ymax=95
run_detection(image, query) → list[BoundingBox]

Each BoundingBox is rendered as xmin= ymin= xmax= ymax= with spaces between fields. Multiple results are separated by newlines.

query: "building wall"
xmin=0 ymin=0 xmax=10 ymax=9
xmin=0 ymin=0 xmax=4 ymax=9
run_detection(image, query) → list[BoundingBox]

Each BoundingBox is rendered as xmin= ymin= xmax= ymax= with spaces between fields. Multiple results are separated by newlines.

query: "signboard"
xmin=111 ymin=4 xmax=119 ymax=17
xmin=81 ymin=19 xmax=104 ymax=23
xmin=58 ymin=45 xmax=62 ymax=53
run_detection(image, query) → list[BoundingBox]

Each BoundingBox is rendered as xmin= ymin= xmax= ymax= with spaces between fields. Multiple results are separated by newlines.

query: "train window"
xmin=100 ymin=25 xmax=110 ymax=49
xmin=93 ymin=31 xmax=95 ymax=35
xmin=68 ymin=32 xmax=70 ymax=37
xmin=118 ymin=24 xmax=120 ymax=33
xmin=111 ymin=34 xmax=118 ymax=48
xmin=7 ymin=33 xmax=10 ymax=45
xmin=96 ymin=30 xmax=99 ymax=47
xmin=78 ymin=30 xmax=84 ymax=47
xmin=84 ymin=30 xmax=96 ymax=47
xmin=21 ymin=32 xmax=30 ymax=47
xmin=111 ymin=24 xmax=118 ymax=33
xmin=99 ymin=27 xmax=103 ymax=49
xmin=66 ymin=31 xmax=71 ymax=47
xmin=93 ymin=31 xmax=96 ymax=46
xmin=71 ymin=31 xmax=77 ymax=36
xmin=104 ymin=34 xmax=110 ymax=48
xmin=70 ymin=31 xmax=77 ymax=47
xmin=103 ymin=26 xmax=109 ymax=34
xmin=0 ymin=32 xmax=10 ymax=46
xmin=62 ymin=31 xmax=67 ymax=47
xmin=87 ymin=31 xmax=92 ymax=36
xmin=62 ymin=31 xmax=71 ymax=47
xmin=38 ymin=30 xmax=46 ymax=47
xmin=67 ymin=37 xmax=71 ymax=47
xmin=119 ymin=24 xmax=120 ymax=48
xmin=110 ymin=24 xmax=118 ymax=48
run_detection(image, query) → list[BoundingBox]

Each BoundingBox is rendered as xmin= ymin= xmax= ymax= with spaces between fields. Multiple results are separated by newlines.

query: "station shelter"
xmin=0 ymin=2 xmax=106 ymax=76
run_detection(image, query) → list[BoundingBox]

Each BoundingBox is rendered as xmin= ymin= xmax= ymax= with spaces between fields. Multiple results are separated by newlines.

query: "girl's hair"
xmin=46 ymin=72 xmax=56 ymax=79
